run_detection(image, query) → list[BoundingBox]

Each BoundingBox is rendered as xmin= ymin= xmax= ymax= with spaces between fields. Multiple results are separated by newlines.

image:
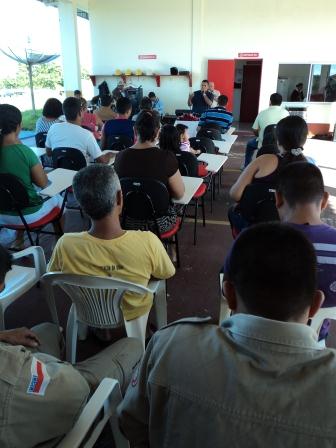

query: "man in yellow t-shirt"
xmin=48 ymin=164 xmax=175 ymax=321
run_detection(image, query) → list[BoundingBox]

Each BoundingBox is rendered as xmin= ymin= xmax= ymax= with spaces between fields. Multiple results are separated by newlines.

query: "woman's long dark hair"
xmin=0 ymin=104 xmax=22 ymax=149
xmin=276 ymin=115 xmax=308 ymax=166
xmin=159 ymin=124 xmax=180 ymax=154
xmin=134 ymin=110 xmax=160 ymax=143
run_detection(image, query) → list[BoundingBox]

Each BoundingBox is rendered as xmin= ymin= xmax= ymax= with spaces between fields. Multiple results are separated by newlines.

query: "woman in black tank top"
xmin=228 ymin=116 xmax=309 ymax=237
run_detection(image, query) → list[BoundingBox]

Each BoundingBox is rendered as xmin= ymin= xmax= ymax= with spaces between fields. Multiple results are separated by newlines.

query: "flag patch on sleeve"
xmin=27 ymin=357 xmax=50 ymax=396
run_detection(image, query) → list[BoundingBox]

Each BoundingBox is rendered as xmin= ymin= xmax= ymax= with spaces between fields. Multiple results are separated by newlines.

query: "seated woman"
xmin=35 ymin=98 xmax=63 ymax=136
xmin=35 ymin=98 xmax=63 ymax=166
xmin=228 ymin=115 xmax=308 ymax=236
xmin=0 ymin=105 xmax=63 ymax=249
xmin=80 ymin=98 xmax=103 ymax=137
xmin=160 ymin=124 xmax=207 ymax=177
xmin=114 ymin=111 xmax=184 ymax=233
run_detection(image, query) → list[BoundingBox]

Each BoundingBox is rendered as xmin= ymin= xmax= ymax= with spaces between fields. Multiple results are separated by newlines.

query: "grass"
xmin=21 ymin=109 xmax=42 ymax=130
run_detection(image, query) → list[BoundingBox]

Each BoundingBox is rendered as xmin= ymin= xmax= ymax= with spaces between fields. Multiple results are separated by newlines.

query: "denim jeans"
xmin=244 ymin=137 xmax=258 ymax=167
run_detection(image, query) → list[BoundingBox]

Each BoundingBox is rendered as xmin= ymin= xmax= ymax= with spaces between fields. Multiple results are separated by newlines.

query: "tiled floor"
xmin=5 ymin=123 xmax=336 ymax=357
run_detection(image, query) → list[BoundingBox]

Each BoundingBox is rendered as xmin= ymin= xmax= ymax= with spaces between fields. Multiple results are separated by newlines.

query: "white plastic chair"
xmin=57 ymin=378 xmax=129 ymax=448
xmin=0 ymin=246 xmax=46 ymax=330
xmin=42 ymin=272 xmax=167 ymax=362
xmin=310 ymin=307 xmax=336 ymax=333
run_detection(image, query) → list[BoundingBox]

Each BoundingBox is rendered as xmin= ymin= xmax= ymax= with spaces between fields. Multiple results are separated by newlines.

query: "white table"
xmin=30 ymin=146 xmax=47 ymax=158
xmin=40 ymin=168 xmax=77 ymax=197
xmin=173 ymin=176 xmax=203 ymax=205
xmin=101 ymin=150 xmax=119 ymax=165
xmin=215 ymin=134 xmax=238 ymax=155
xmin=174 ymin=120 xmax=199 ymax=138
xmin=224 ymin=126 xmax=236 ymax=136
xmin=197 ymin=153 xmax=228 ymax=173
xmin=304 ymin=139 xmax=336 ymax=189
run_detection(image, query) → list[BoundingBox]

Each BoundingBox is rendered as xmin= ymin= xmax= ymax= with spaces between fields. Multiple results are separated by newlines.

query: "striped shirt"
xmin=198 ymin=106 xmax=233 ymax=132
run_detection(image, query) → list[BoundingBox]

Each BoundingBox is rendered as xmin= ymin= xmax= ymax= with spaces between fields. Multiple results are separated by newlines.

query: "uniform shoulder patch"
xmin=162 ymin=316 xmax=212 ymax=329
xmin=27 ymin=357 xmax=50 ymax=396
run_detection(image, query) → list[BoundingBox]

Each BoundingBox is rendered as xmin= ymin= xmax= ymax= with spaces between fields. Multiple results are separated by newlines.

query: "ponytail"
xmin=0 ymin=104 xmax=22 ymax=149
xmin=134 ymin=110 xmax=160 ymax=142
xmin=276 ymin=115 xmax=308 ymax=167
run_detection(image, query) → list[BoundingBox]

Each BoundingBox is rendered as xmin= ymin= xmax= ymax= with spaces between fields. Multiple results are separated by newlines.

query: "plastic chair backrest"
xmin=310 ymin=307 xmax=336 ymax=333
xmin=197 ymin=127 xmax=222 ymax=141
xmin=107 ymin=135 xmax=133 ymax=151
xmin=175 ymin=152 xmax=199 ymax=177
xmin=35 ymin=132 xmax=47 ymax=148
xmin=52 ymin=147 xmax=87 ymax=170
xmin=42 ymin=272 xmax=151 ymax=328
xmin=0 ymin=173 xmax=30 ymax=212
xmin=189 ymin=136 xmax=216 ymax=154
xmin=120 ymin=177 xmax=170 ymax=223
xmin=239 ymin=183 xmax=279 ymax=224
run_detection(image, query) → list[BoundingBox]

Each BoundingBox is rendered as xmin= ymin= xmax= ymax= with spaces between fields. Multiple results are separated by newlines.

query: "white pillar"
xmin=58 ymin=0 xmax=81 ymax=96
xmin=190 ymin=0 xmax=205 ymax=91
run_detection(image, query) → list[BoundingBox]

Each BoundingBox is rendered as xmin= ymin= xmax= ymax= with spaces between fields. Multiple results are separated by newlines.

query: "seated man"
xmin=148 ymin=91 xmax=164 ymax=115
xmin=276 ymin=161 xmax=336 ymax=340
xmin=94 ymin=94 xmax=117 ymax=122
xmin=118 ymin=222 xmax=336 ymax=447
xmin=46 ymin=96 xmax=112 ymax=164
xmin=48 ymin=164 xmax=175 ymax=322
xmin=100 ymin=97 xmax=134 ymax=150
xmin=243 ymin=93 xmax=289 ymax=168
xmin=197 ymin=94 xmax=233 ymax=133
xmin=0 ymin=244 xmax=142 ymax=447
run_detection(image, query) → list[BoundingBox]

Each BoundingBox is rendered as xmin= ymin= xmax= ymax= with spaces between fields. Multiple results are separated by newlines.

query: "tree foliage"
xmin=0 ymin=62 xmax=63 ymax=89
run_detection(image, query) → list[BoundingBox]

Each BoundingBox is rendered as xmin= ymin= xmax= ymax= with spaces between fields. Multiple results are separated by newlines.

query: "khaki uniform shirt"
xmin=119 ymin=314 xmax=336 ymax=447
xmin=0 ymin=343 xmax=89 ymax=447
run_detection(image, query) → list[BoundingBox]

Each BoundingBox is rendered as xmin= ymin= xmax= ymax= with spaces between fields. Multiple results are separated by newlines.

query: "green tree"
xmin=0 ymin=62 xmax=63 ymax=90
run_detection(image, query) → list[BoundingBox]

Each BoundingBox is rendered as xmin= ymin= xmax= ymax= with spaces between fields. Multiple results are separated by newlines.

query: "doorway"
xmin=234 ymin=60 xmax=262 ymax=123
xmin=208 ymin=59 xmax=263 ymax=123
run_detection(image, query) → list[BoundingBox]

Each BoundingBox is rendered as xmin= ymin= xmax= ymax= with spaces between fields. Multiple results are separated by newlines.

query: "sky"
xmin=0 ymin=0 xmax=91 ymax=79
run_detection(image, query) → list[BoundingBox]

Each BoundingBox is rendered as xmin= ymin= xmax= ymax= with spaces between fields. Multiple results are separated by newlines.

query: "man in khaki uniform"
xmin=119 ymin=223 xmax=336 ymax=447
xmin=0 ymin=246 xmax=142 ymax=448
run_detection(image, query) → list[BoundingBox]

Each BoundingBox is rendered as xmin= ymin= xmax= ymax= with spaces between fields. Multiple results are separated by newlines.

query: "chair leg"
xmin=0 ymin=307 xmax=5 ymax=331
xmin=201 ymin=195 xmax=206 ymax=227
xmin=66 ymin=304 xmax=78 ymax=363
xmin=124 ymin=311 xmax=150 ymax=352
xmin=194 ymin=199 xmax=198 ymax=245
xmin=152 ymin=280 xmax=167 ymax=328
xmin=175 ymin=233 xmax=180 ymax=268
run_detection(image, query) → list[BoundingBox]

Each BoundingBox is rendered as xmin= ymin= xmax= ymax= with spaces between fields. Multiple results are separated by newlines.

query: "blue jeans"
xmin=244 ymin=137 xmax=258 ymax=167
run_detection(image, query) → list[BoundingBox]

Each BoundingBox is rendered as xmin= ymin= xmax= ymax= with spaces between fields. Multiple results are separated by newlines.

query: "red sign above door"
xmin=238 ymin=52 xmax=259 ymax=58
xmin=138 ymin=54 xmax=157 ymax=59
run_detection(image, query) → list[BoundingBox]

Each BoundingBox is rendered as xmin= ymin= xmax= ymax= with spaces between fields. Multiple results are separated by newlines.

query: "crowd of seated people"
xmin=2 ymin=86 xmax=336 ymax=447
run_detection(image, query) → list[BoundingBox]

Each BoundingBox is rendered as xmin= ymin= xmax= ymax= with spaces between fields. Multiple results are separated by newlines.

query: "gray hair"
xmin=73 ymin=164 xmax=121 ymax=220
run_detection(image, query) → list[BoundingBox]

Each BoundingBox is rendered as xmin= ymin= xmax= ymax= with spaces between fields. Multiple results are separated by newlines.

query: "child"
xmin=175 ymin=124 xmax=200 ymax=155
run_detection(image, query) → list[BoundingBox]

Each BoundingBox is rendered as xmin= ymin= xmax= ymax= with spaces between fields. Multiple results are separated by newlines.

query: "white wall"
xmin=88 ymin=0 xmax=336 ymax=115
xmin=89 ymin=0 xmax=193 ymax=113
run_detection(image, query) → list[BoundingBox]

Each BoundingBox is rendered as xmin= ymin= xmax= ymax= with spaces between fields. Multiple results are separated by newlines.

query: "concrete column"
xmin=58 ymin=0 xmax=81 ymax=96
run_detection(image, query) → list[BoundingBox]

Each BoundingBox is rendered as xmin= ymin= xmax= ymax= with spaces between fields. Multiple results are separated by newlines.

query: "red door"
xmin=239 ymin=63 xmax=262 ymax=122
xmin=208 ymin=60 xmax=235 ymax=112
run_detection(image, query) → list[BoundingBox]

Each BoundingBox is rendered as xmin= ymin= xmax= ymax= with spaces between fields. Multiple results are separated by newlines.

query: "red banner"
xmin=238 ymin=52 xmax=259 ymax=58
xmin=138 ymin=54 xmax=157 ymax=60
